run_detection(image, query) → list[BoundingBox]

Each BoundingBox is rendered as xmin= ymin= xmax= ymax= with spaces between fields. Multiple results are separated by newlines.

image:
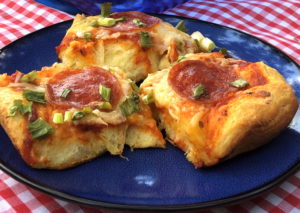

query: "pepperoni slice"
xmin=108 ymin=11 xmax=159 ymax=32
xmin=46 ymin=67 xmax=122 ymax=109
xmin=168 ymin=60 xmax=240 ymax=103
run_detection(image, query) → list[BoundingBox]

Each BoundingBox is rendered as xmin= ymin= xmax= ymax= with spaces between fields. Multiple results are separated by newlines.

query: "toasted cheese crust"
xmin=57 ymin=12 xmax=199 ymax=81
xmin=141 ymin=53 xmax=298 ymax=167
xmin=0 ymin=63 xmax=165 ymax=169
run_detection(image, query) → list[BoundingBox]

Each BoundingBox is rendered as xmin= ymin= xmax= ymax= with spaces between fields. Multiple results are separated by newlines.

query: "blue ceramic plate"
xmin=0 ymin=15 xmax=299 ymax=211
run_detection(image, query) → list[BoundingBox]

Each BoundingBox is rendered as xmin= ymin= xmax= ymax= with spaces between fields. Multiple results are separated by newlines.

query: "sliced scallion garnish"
xmin=84 ymin=32 xmax=92 ymax=41
xmin=97 ymin=16 xmax=125 ymax=27
xmin=133 ymin=18 xmax=146 ymax=27
xmin=140 ymin=32 xmax=152 ymax=48
xmin=53 ymin=113 xmax=64 ymax=124
xmin=28 ymin=118 xmax=53 ymax=140
xmin=175 ymin=20 xmax=188 ymax=33
xmin=82 ymin=107 xmax=92 ymax=113
xmin=64 ymin=111 xmax=73 ymax=122
xmin=198 ymin=37 xmax=215 ymax=52
xmin=101 ymin=2 xmax=112 ymax=17
xmin=97 ymin=102 xmax=112 ymax=110
xmin=142 ymin=90 xmax=154 ymax=104
xmin=21 ymin=71 xmax=37 ymax=83
xmin=130 ymin=81 xmax=140 ymax=93
xmin=120 ymin=93 xmax=140 ymax=116
xmin=230 ymin=79 xmax=249 ymax=88
xmin=72 ymin=111 xmax=85 ymax=121
xmin=60 ymin=88 xmax=72 ymax=99
xmin=99 ymin=84 xmax=111 ymax=102
xmin=9 ymin=100 xmax=32 ymax=116
xmin=23 ymin=90 xmax=46 ymax=104
xmin=192 ymin=83 xmax=206 ymax=99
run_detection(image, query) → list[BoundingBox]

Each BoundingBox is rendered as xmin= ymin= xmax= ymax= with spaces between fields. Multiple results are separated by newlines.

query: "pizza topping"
xmin=230 ymin=78 xmax=249 ymax=88
xmin=96 ymin=102 xmax=112 ymax=110
xmin=168 ymin=60 xmax=239 ymax=103
xmin=130 ymin=81 xmax=140 ymax=93
xmin=101 ymin=2 xmax=112 ymax=17
xmin=175 ymin=20 xmax=188 ymax=33
xmin=142 ymin=90 xmax=154 ymax=104
xmin=72 ymin=111 xmax=85 ymax=121
xmin=140 ymin=32 xmax=152 ymax=48
xmin=53 ymin=113 xmax=64 ymax=124
xmin=28 ymin=118 xmax=54 ymax=140
xmin=82 ymin=107 xmax=92 ymax=114
xmin=108 ymin=11 xmax=159 ymax=31
xmin=21 ymin=71 xmax=37 ymax=83
xmin=96 ymin=16 xmax=126 ymax=27
xmin=23 ymin=90 xmax=46 ymax=104
xmin=60 ymin=88 xmax=72 ymax=99
xmin=46 ymin=67 xmax=122 ymax=109
xmin=120 ymin=93 xmax=140 ymax=116
xmin=9 ymin=100 xmax=32 ymax=116
xmin=192 ymin=83 xmax=206 ymax=99
xmin=84 ymin=32 xmax=92 ymax=41
xmin=99 ymin=84 xmax=111 ymax=102
xmin=133 ymin=18 xmax=146 ymax=27
xmin=64 ymin=111 xmax=73 ymax=122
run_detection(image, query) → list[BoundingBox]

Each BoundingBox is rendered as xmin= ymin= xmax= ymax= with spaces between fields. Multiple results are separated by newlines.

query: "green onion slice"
xmin=28 ymin=118 xmax=54 ymax=140
xmin=192 ymin=83 xmax=206 ymax=99
xmin=97 ymin=16 xmax=125 ymax=27
xmin=97 ymin=102 xmax=112 ymax=110
xmin=9 ymin=100 xmax=32 ymax=116
xmin=53 ymin=113 xmax=64 ymax=124
xmin=175 ymin=20 xmax=188 ymax=33
xmin=84 ymin=32 xmax=92 ymax=40
xmin=130 ymin=81 xmax=140 ymax=93
xmin=21 ymin=71 xmax=37 ymax=83
xmin=99 ymin=84 xmax=111 ymax=102
xmin=133 ymin=18 xmax=146 ymax=27
xmin=142 ymin=91 xmax=154 ymax=104
xmin=140 ymin=32 xmax=152 ymax=48
xmin=72 ymin=111 xmax=85 ymax=121
xmin=230 ymin=79 xmax=249 ymax=88
xmin=23 ymin=90 xmax=46 ymax=104
xmin=64 ymin=111 xmax=73 ymax=122
xmin=120 ymin=93 xmax=140 ymax=116
xmin=101 ymin=2 xmax=112 ymax=17
xmin=60 ymin=88 xmax=72 ymax=99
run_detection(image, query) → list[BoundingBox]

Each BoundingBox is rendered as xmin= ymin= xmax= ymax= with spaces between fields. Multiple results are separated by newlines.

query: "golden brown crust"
xmin=0 ymin=64 xmax=165 ymax=169
xmin=141 ymin=53 xmax=298 ymax=167
xmin=56 ymin=12 xmax=199 ymax=81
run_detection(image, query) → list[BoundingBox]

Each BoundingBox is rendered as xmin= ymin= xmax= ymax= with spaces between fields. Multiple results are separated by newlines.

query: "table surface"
xmin=0 ymin=0 xmax=299 ymax=212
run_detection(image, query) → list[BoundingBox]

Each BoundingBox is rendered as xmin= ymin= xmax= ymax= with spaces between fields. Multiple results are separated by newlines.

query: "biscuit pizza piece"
xmin=0 ymin=63 xmax=165 ymax=169
xmin=141 ymin=52 xmax=298 ymax=167
xmin=56 ymin=10 xmax=199 ymax=81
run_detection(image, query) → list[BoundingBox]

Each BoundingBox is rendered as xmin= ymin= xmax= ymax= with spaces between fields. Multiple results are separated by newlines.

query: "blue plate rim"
xmin=0 ymin=14 xmax=299 ymax=211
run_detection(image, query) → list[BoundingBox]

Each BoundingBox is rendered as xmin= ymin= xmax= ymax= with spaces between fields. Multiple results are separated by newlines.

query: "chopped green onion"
xmin=21 ymin=71 xmax=37 ymax=83
xmin=133 ymin=18 xmax=146 ymax=27
xmin=175 ymin=20 xmax=188 ymax=33
xmin=97 ymin=16 xmax=125 ymax=27
xmin=53 ymin=113 xmax=64 ymax=124
xmin=9 ymin=100 xmax=32 ymax=116
xmin=64 ymin=111 xmax=73 ymax=122
xmin=142 ymin=90 xmax=154 ymax=104
xmin=60 ymin=88 xmax=72 ymax=99
xmin=97 ymin=102 xmax=112 ymax=110
xmin=192 ymin=83 xmax=206 ymax=99
xmin=120 ymin=93 xmax=140 ymax=116
xmin=28 ymin=118 xmax=53 ymax=140
xmin=91 ymin=20 xmax=99 ymax=27
xmin=72 ymin=111 xmax=85 ymax=121
xmin=177 ymin=55 xmax=186 ymax=63
xmin=130 ymin=81 xmax=140 ymax=93
xmin=140 ymin=32 xmax=152 ymax=48
xmin=84 ymin=32 xmax=92 ymax=40
xmin=99 ymin=84 xmax=111 ymax=102
xmin=197 ymin=37 xmax=215 ymax=52
xmin=23 ymin=90 xmax=46 ymax=104
xmin=219 ymin=48 xmax=231 ymax=58
xmin=191 ymin=31 xmax=204 ymax=41
xmin=82 ymin=107 xmax=92 ymax=113
xmin=230 ymin=79 xmax=249 ymax=88
xmin=101 ymin=2 xmax=112 ymax=17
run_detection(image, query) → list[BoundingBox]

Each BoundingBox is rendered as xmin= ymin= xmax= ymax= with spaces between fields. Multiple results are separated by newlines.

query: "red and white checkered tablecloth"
xmin=0 ymin=0 xmax=299 ymax=212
